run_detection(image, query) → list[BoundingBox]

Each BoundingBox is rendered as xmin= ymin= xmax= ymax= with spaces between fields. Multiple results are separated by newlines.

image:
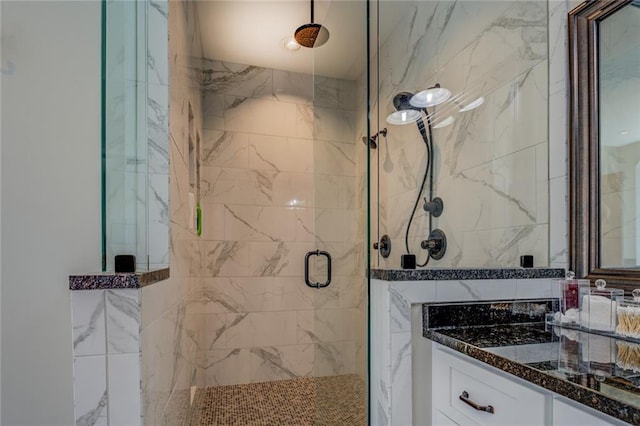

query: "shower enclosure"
xmin=173 ymin=1 xmax=371 ymax=424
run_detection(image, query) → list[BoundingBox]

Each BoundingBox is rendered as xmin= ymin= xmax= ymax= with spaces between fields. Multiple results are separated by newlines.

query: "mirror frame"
xmin=569 ymin=0 xmax=639 ymax=292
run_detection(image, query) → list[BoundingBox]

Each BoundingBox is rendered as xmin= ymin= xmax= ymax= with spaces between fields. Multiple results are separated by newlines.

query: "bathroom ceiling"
xmin=196 ymin=0 xmax=407 ymax=80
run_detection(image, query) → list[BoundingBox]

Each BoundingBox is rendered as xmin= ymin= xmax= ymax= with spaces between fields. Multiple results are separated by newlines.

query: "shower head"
xmin=387 ymin=92 xmax=421 ymax=125
xmin=393 ymin=92 xmax=418 ymax=112
xmin=294 ymin=0 xmax=330 ymax=48
xmin=361 ymin=128 xmax=387 ymax=149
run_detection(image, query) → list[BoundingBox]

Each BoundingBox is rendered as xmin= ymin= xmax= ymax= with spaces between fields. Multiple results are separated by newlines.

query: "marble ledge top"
xmin=69 ymin=268 xmax=170 ymax=290
xmin=370 ymin=267 xmax=565 ymax=281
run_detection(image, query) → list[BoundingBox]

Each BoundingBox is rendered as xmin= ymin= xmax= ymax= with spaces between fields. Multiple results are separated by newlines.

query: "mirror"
xmin=569 ymin=0 xmax=640 ymax=291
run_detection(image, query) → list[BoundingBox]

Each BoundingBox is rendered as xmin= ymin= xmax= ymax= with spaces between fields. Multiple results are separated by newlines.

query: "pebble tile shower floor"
xmin=188 ymin=375 xmax=366 ymax=425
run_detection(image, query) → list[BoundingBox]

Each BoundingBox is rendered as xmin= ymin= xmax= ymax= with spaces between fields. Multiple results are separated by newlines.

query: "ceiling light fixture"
xmin=281 ymin=36 xmax=301 ymax=51
xmin=294 ymin=0 xmax=330 ymax=48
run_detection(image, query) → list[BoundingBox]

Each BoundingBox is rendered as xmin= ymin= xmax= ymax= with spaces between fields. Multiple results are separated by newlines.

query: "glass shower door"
xmin=307 ymin=1 xmax=369 ymax=423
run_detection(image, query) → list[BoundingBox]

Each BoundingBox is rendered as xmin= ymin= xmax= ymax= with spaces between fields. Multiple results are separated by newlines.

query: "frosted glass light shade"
xmin=386 ymin=109 xmax=421 ymax=125
xmin=410 ymin=87 xmax=451 ymax=107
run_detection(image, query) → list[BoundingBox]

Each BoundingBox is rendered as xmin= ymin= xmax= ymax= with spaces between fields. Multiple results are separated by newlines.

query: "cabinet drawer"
xmin=434 ymin=347 xmax=547 ymax=426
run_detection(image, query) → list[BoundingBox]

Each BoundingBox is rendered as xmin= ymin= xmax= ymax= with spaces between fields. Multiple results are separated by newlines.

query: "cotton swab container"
xmin=616 ymin=289 xmax=640 ymax=339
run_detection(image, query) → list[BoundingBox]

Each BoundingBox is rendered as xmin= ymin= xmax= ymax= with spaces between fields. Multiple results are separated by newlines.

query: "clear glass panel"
xmin=375 ymin=0 xmax=550 ymax=269
xmin=103 ymin=0 xmax=149 ymax=271
xmin=311 ymin=1 xmax=368 ymax=423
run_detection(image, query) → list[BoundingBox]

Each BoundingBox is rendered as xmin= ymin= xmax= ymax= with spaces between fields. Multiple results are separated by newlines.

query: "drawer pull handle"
xmin=459 ymin=391 xmax=495 ymax=414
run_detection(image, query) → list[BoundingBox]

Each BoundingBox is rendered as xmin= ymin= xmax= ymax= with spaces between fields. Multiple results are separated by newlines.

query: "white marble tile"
xmin=493 ymin=61 xmax=548 ymax=159
xmin=202 ymin=313 xmax=229 ymax=350
xmin=390 ymin=332 xmax=412 ymax=426
xmin=224 ymin=96 xmax=297 ymax=137
xmin=390 ymin=281 xmax=437 ymax=333
xmin=202 ymin=277 xmax=275 ymax=314
xmin=249 ymin=344 xmax=314 ymax=382
xmin=107 ymin=353 xmax=141 ymax=425
xmin=272 ymin=276 xmax=314 ymax=311
xmin=315 ymin=174 xmax=357 ymax=209
xmin=202 ymin=92 xmax=225 ymax=131
xmin=272 ymin=172 xmax=314 ymax=208
xmin=461 ymin=224 xmax=549 ymax=268
xmin=295 ymin=104 xmax=314 ymax=140
xmin=225 ymin=311 xmax=298 ymax=349
xmin=273 ymin=70 xmax=313 ymax=104
xmin=516 ymin=278 xmax=554 ymax=299
xmin=148 ymin=83 xmax=170 ymax=175
xmin=200 ymin=166 xmax=277 ymax=207
xmin=314 ymin=340 xmax=356 ymax=376
xmin=550 ymin=176 xmax=568 ymax=266
xmin=436 ymin=279 xmax=517 ymax=302
xmin=73 ymin=355 xmax=108 ymax=426
xmin=456 ymin=147 xmax=538 ymax=230
xmin=314 ymin=140 xmax=356 ymax=176
xmin=106 ymin=289 xmax=140 ymax=354
xmin=294 ymin=208 xmax=314 ymax=242
xmin=147 ymin=0 xmax=168 ymax=86
xmin=198 ymin=349 xmax=252 ymax=387
xmin=314 ymin=208 xmax=357 ymax=244
xmin=249 ymin=241 xmax=314 ymax=277
xmin=248 ymin=135 xmax=313 ymax=173
xmin=224 ymin=205 xmax=296 ymax=242
xmin=313 ymin=309 xmax=357 ymax=342
xmin=148 ymin=172 xmax=169 ymax=266
xmin=201 ymin=240 xmax=251 ymax=277
xmin=203 ymin=60 xmax=273 ymax=99
xmin=201 ymin=130 xmax=249 ymax=168
xmin=72 ymin=290 xmax=106 ymax=357
xmin=536 ymin=142 xmax=550 ymax=225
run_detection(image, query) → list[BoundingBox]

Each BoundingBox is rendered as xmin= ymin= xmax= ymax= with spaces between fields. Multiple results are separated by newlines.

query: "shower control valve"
xmin=421 ymin=229 xmax=447 ymax=260
xmin=423 ymin=196 xmax=444 ymax=217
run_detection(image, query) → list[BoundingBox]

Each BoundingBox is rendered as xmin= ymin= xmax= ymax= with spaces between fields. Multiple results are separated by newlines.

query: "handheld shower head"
xmin=393 ymin=92 xmax=418 ymax=112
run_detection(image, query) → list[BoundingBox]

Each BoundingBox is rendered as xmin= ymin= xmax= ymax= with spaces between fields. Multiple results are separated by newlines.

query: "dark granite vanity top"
xmin=69 ymin=268 xmax=170 ymax=290
xmin=423 ymin=300 xmax=640 ymax=424
xmin=371 ymin=267 xmax=565 ymax=281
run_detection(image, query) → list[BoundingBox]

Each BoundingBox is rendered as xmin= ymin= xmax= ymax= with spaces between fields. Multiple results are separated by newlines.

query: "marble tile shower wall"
xmin=140 ymin=1 xmax=203 ymax=425
xmin=194 ymin=59 xmax=365 ymax=386
xmin=374 ymin=1 xmax=553 ymax=269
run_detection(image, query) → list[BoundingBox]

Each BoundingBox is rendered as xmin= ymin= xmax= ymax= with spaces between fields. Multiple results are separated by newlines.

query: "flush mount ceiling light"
xmin=410 ymin=84 xmax=451 ymax=108
xmin=281 ymin=36 xmax=301 ymax=51
xmin=459 ymin=96 xmax=485 ymax=112
xmin=294 ymin=0 xmax=330 ymax=48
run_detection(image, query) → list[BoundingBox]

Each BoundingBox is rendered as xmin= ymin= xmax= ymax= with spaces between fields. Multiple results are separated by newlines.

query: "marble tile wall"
xmin=195 ymin=58 xmax=365 ymax=386
xmin=140 ymin=0 xmax=203 ymax=425
xmin=71 ymin=289 xmax=142 ymax=426
xmin=373 ymin=1 xmax=554 ymax=269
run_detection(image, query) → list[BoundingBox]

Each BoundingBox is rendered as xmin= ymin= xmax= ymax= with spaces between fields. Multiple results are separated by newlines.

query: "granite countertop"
xmin=69 ymin=268 xmax=170 ymax=290
xmin=370 ymin=267 xmax=565 ymax=281
xmin=423 ymin=300 xmax=640 ymax=424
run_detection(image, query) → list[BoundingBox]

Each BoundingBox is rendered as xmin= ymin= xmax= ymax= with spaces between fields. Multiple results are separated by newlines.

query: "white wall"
xmin=1 ymin=2 xmax=101 ymax=424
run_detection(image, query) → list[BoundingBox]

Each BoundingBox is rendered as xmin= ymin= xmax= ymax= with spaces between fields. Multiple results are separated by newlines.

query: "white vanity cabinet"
xmin=433 ymin=346 xmax=547 ymax=425
xmin=431 ymin=344 xmax=625 ymax=426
